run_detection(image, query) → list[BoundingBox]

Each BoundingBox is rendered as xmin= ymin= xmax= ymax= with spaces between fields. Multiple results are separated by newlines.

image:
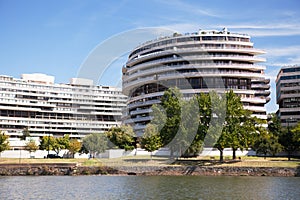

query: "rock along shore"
xmin=0 ymin=163 xmax=299 ymax=177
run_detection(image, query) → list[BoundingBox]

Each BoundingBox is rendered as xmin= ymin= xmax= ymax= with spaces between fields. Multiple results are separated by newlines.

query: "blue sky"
xmin=0 ymin=0 xmax=300 ymax=113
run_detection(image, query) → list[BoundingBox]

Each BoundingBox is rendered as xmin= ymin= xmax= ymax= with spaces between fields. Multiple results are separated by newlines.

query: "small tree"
xmin=51 ymin=135 xmax=70 ymax=156
xmin=40 ymin=135 xmax=70 ymax=156
xmin=106 ymin=125 xmax=135 ymax=151
xmin=25 ymin=139 xmax=39 ymax=158
xmin=141 ymin=124 xmax=162 ymax=158
xmin=82 ymin=133 xmax=107 ymax=158
xmin=21 ymin=127 xmax=30 ymax=140
xmin=67 ymin=139 xmax=82 ymax=158
xmin=0 ymin=132 xmax=10 ymax=157
xmin=40 ymin=136 xmax=55 ymax=152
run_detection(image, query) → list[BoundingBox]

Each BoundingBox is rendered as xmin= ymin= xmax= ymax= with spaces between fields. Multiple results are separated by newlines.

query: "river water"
xmin=0 ymin=176 xmax=299 ymax=200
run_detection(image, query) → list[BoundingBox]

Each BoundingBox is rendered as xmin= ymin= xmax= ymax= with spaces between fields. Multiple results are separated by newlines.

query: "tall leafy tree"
xmin=279 ymin=122 xmax=300 ymax=160
xmin=268 ymin=113 xmax=282 ymax=137
xmin=141 ymin=124 xmax=162 ymax=158
xmin=223 ymin=90 xmax=257 ymax=159
xmin=83 ymin=133 xmax=107 ymax=157
xmin=105 ymin=125 xmax=135 ymax=151
xmin=292 ymin=122 xmax=300 ymax=143
xmin=159 ymin=87 xmax=182 ymax=156
xmin=196 ymin=93 xmax=212 ymax=143
xmin=0 ymin=132 xmax=10 ymax=156
xmin=205 ymin=92 xmax=227 ymax=161
xmin=181 ymin=96 xmax=202 ymax=157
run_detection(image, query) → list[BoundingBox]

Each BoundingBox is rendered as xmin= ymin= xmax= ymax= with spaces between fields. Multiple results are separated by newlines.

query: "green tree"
xmin=40 ymin=135 xmax=70 ymax=156
xmin=0 ymin=132 xmax=10 ymax=156
xmin=223 ymin=90 xmax=257 ymax=160
xmin=279 ymin=122 xmax=300 ymax=160
xmin=83 ymin=133 xmax=107 ymax=157
xmin=106 ymin=125 xmax=135 ymax=151
xmin=292 ymin=122 xmax=300 ymax=143
xmin=39 ymin=136 xmax=55 ymax=151
xmin=213 ymin=129 xmax=228 ymax=162
xmin=51 ymin=135 xmax=70 ymax=156
xmin=67 ymin=139 xmax=82 ymax=158
xmin=156 ymin=87 xmax=182 ymax=156
xmin=268 ymin=113 xmax=282 ymax=137
xmin=253 ymin=130 xmax=282 ymax=159
xmin=205 ymin=92 xmax=227 ymax=161
xmin=181 ymin=97 xmax=202 ymax=157
xmin=21 ymin=127 xmax=30 ymax=140
xmin=141 ymin=124 xmax=162 ymax=158
xmin=25 ymin=139 xmax=39 ymax=158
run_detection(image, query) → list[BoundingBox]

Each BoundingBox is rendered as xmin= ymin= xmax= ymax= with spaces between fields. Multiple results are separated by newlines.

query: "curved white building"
xmin=123 ymin=29 xmax=270 ymax=135
xmin=0 ymin=73 xmax=127 ymax=139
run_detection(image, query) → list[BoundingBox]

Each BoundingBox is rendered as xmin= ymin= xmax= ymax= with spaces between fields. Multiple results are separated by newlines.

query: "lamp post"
xmin=47 ymin=123 xmax=51 ymax=158
xmin=287 ymin=117 xmax=293 ymax=161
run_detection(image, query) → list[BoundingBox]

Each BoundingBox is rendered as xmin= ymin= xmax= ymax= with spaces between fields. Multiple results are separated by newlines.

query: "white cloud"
xmin=159 ymin=21 xmax=300 ymax=37
xmin=265 ymin=45 xmax=300 ymax=57
xmin=264 ymin=45 xmax=300 ymax=67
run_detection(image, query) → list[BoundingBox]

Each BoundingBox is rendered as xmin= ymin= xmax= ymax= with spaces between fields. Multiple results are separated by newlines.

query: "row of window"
xmin=282 ymin=67 xmax=300 ymax=73
xmin=0 ymin=80 xmax=122 ymax=95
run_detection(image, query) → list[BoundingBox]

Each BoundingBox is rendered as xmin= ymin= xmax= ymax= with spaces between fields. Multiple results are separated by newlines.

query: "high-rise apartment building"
xmin=122 ymin=29 xmax=270 ymax=135
xmin=0 ymin=73 xmax=127 ymax=139
xmin=276 ymin=65 xmax=300 ymax=127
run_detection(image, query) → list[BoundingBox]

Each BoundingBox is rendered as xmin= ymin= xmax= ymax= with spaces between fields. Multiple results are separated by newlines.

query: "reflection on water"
xmin=0 ymin=176 xmax=299 ymax=200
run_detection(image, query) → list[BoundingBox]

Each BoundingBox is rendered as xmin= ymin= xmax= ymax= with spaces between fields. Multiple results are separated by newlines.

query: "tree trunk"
xmin=170 ymin=147 xmax=174 ymax=158
xmin=232 ymin=148 xmax=236 ymax=160
xmin=288 ymin=151 xmax=291 ymax=161
xmin=218 ymin=148 xmax=224 ymax=162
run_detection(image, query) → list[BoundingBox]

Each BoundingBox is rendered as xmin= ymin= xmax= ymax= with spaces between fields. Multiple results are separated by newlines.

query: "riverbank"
xmin=0 ymin=163 xmax=299 ymax=176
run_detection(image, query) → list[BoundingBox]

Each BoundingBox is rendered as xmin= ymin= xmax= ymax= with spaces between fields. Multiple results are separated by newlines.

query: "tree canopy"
xmin=105 ymin=125 xmax=136 ymax=151
xmin=40 ymin=135 xmax=70 ymax=156
xmin=140 ymin=124 xmax=162 ymax=157
xmin=82 ymin=133 xmax=107 ymax=157
xmin=25 ymin=139 xmax=39 ymax=153
xmin=67 ymin=139 xmax=82 ymax=158
xmin=0 ymin=131 xmax=10 ymax=155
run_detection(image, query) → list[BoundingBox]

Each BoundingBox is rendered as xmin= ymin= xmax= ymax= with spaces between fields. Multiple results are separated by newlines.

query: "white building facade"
xmin=0 ymin=73 xmax=127 ymax=139
xmin=122 ymin=29 xmax=270 ymax=135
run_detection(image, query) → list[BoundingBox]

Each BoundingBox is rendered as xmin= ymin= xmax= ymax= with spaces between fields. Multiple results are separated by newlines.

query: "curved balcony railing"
xmin=130 ymin=108 xmax=152 ymax=116
xmin=127 ymin=53 xmax=265 ymax=68
xmin=128 ymin=41 xmax=262 ymax=61
xmin=126 ymin=64 xmax=265 ymax=80
xmin=124 ymin=71 xmax=265 ymax=89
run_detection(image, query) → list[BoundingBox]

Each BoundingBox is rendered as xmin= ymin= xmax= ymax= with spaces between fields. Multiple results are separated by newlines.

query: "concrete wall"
xmin=0 ymin=150 xmax=89 ymax=159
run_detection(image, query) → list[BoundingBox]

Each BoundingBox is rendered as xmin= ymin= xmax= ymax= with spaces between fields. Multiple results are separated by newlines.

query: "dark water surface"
xmin=1 ymin=176 xmax=299 ymax=200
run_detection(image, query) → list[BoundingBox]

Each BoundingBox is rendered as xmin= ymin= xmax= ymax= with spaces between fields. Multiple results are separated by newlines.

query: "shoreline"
xmin=0 ymin=163 xmax=299 ymax=177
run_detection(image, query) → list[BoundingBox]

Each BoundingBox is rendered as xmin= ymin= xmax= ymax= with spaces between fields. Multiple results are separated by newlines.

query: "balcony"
xmin=126 ymin=63 xmax=265 ymax=81
xmin=251 ymin=84 xmax=270 ymax=89
xmin=130 ymin=108 xmax=152 ymax=116
xmin=127 ymin=99 xmax=160 ymax=109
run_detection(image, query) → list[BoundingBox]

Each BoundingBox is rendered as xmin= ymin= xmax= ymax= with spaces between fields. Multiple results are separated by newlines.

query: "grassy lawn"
xmin=1 ymin=156 xmax=299 ymax=168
